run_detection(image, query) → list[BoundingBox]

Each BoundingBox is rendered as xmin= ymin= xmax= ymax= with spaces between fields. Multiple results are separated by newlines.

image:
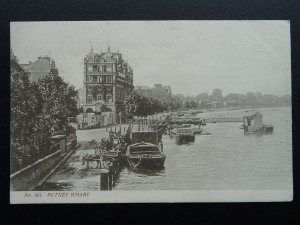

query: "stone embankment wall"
xmin=10 ymin=138 xmax=77 ymax=191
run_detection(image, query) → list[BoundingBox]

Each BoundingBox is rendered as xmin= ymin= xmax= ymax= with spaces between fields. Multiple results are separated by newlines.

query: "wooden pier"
xmin=168 ymin=116 xmax=243 ymax=125
xmin=204 ymin=117 xmax=244 ymax=123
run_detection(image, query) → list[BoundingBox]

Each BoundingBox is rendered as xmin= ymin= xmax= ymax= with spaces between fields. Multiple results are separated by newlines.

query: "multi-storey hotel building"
xmin=81 ymin=47 xmax=134 ymax=122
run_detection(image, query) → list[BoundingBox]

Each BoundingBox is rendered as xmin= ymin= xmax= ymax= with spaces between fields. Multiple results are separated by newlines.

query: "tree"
xmin=125 ymin=92 xmax=167 ymax=117
xmin=10 ymin=59 xmax=79 ymax=173
xmin=10 ymin=58 xmax=39 ymax=172
xmin=196 ymin=92 xmax=209 ymax=101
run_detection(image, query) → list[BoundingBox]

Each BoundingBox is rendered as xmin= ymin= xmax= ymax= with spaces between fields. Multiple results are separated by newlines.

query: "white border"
xmin=11 ymin=189 xmax=293 ymax=204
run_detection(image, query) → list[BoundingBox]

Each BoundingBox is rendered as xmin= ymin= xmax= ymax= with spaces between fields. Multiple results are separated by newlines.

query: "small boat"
xmin=178 ymin=113 xmax=184 ymax=117
xmin=243 ymin=112 xmax=274 ymax=135
xmin=175 ymin=128 xmax=195 ymax=144
xmin=126 ymin=142 xmax=166 ymax=169
xmin=170 ymin=124 xmax=191 ymax=135
xmin=191 ymin=125 xmax=203 ymax=134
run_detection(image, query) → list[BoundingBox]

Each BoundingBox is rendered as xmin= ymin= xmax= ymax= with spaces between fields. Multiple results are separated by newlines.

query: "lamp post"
xmin=50 ymin=126 xmax=55 ymax=136
xmin=119 ymin=112 xmax=122 ymax=124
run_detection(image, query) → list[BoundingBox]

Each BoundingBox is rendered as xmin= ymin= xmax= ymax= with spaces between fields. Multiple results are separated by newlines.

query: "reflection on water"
xmin=38 ymin=107 xmax=293 ymax=191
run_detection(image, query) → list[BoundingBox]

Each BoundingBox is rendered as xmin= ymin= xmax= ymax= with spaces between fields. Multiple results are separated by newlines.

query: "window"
xmin=97 ymin=95 xmax=102 ymax=101
xmin=89 ymin=75 xmax=92 ymax=82
xmin=93 ymin=75 xmax=97 ymax=83
xmin=106 ymin=95 xmax=112 ymax=102
xmin=107 ymin=75 xmax=112 ymax=83
xmin=107 ymin=65 xmax=112 ymax=72
xmin=102 ymin=75 xmax=106 ymax=83
xmin=88 ymin=65 xmax=92 ymax=72
xmin=87 ymin=95 xmax=93 ymax=103
xmin=93 ymin=65 xmax=98 ymax=72
xmin=103 ymin=65 xmax=107 ymax=72
xmin=98 ymin=76 xmax=102 ymax=83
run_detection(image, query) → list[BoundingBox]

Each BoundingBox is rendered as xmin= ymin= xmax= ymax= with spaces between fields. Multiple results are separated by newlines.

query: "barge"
xmin=126 ymin=130 xmax=166 ymax=169
xmin=175 ymin=128 xmax=195 ymax=144
xmin=243 ymin=112 xmax=274 ymax=135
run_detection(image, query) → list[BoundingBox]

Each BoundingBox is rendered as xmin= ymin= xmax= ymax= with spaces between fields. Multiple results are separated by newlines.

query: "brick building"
xmin=80 ymin=47 xmax=134 ymax=123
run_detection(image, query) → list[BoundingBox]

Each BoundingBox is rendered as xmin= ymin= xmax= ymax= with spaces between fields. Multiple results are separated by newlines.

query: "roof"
xmin=135 ymin=86 xmax=151 ymax=90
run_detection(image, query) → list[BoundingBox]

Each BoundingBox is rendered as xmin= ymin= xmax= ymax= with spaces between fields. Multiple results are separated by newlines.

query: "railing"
xmin=66 ymin=133 xmax=77 ymax=144
xmin=49 ymin=142 xmax=60 ymax=154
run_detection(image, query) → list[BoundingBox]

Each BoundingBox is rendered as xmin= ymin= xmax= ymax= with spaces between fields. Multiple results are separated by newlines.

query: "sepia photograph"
xmin=10 ymin=21 xmax=293 ymax=203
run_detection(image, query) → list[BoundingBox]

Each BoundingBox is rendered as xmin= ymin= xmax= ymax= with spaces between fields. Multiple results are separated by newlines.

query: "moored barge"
xmin=175 ymin=128 xmax=195 ymax=144
xmin=126 ymin=130 xmax=166 ymax=169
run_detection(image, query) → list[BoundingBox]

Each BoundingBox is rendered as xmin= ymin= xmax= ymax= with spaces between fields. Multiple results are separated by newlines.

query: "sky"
xmin=11 ymin=21 xmax=291 ymax=96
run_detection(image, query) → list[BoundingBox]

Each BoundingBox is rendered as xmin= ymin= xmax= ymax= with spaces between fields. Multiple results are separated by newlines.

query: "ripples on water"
xmin=39 ymin=107 xmax=293 ymax=191
xmin=115 ymin=107 xmax=292 ymax=190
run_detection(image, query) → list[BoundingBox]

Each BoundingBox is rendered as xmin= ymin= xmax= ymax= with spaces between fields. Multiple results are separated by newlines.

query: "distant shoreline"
xmin=176 ymin=105 xmax=291 ymax=113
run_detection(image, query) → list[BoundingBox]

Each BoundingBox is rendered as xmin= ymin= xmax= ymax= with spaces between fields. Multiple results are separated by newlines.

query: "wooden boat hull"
xmin=126 ymin=141 xmax=166 ymax=169
xmin=244 ymin=125 xmax=274 ymax=135
xmin=175 ymin=134 xmax=195 ymax=144
xmin=192 ymin=129 xmax=203 ymax=134
xmin=127 ymin=156 xmax=166 ymax=169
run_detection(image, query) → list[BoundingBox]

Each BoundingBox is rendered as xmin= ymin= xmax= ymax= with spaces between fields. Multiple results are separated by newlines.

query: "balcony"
xmin=84 ymin=71 xmax=115 ymax=76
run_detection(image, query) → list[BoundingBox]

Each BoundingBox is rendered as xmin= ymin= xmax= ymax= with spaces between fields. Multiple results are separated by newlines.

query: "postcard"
xmin=10 ymin=21 xmax=292 ymax=203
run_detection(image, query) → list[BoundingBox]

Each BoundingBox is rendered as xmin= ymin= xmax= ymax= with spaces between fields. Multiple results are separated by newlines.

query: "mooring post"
xmin=113 ymin=161 xmax=118 ymax=185
xmin=108 ymin=164 xmax=114 ymax=190
xmin=100 ymin=170 xmax=109 ymax=191
xmin=115 ymin=126 xmax=116 ymax=133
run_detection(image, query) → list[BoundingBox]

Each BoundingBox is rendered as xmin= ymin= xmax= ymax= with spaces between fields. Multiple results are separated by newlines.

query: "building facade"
xmin=81 ymin=47 xmax=134 ymax=123
xmin=151 ymin=84 xmax=172 ymax=102
xmin=134 ymin=84 xmax=172 ymax=102
xmin=20 ymin=55 xmax=56 ymax=81
xmin=134 ymin=86 xmax=152 ymax=98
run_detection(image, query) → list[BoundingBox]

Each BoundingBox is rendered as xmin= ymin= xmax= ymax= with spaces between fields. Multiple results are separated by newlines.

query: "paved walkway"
xmin=76 ymin=124 xmax=129 ymax=142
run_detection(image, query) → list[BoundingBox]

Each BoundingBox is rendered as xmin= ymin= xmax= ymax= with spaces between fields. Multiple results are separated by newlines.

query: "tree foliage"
xmin=125 ymin=92 xmax=168 ymax=118
xmin=10 ymin=58 xmax=78 ymax=173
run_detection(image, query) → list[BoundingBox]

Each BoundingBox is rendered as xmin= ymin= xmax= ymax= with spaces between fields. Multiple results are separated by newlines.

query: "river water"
xmin=38 ymin=107 xmax=293 ymax=191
